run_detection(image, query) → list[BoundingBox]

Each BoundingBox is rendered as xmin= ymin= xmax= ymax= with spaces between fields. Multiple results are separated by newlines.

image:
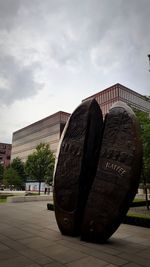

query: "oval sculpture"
xmin=53 ymin=99 xmax=103 ymax=236
xmin=81 ymin=101 xmax=143 ymax=243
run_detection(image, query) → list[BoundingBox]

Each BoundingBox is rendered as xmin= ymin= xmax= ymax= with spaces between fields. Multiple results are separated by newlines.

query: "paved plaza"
xmin=0 ymin=201 xmax=150 ymax=267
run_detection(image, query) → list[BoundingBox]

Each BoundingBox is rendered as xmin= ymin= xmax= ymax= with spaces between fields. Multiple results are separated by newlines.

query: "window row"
xmin=12 ymin=126 xmax=60 ymax=147
xmin=95 ymin=87 xmax=119 ymax=104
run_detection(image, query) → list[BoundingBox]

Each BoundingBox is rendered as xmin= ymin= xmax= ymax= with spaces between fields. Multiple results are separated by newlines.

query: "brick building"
xmin=83 ymin=83 xmax=150 ymax=116
xmin=0 ymin=143 xmax=12 ymax=167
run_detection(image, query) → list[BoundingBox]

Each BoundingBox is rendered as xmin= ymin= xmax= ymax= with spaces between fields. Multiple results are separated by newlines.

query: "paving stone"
xmin=0 ymin=223 xmax=12 ymax=233
xmin=0 ymin=255 xmax=34 ymax=267
xmin=79 ymin=239 xmax=120 ymax=255
xmin=19 ymin=248 xmax=46 ymax=260
xmin=37 ymin=229 xmax=63 ymax=241
xmin=26 ymin=264 xmax=41 ymax=267
xmin=123 ymin=236 xmax=150 ymax=245
xmin=80 ymin=249 xmax=128 ymax=266
xmin=0 ymin=243 xmax=10 ymax=251
xmin=1 ymin=236 xmax=27 ymax=251
xmin=57 ymin=239 xmax=120 ymax=256
xmin=0 ymin=248 xmax=18 ymax=260
xmin=118 ymin=252 xmax=150 ymax=267
xmin=2 ymin=227 xmax=34 ymax=240
xmin=37 ymin=244 xmax=87 ymax=264
xmin=136 ymin=248 xmax=150 ymax=260
xmin=56 ymin=239 xmax=127 ymax=266
xmin=123 ymin=263 xmax=143 ymax=267
xmin=18 ymin=226 xmax=41 ymax=235
xmin=19 ymin=236 xmax=52 ymax=249
xmin=0 ymin=201 xmax=149 ymax=267
xmin=33 ymin=255 xmax=53 ymax=265
xmin=107 ymin=238 xmax=147 ymax=254
xmin=66 ymin=256 xmax=109 ymax=267
xmin=44 ymin=262 xmax=66 ymax=267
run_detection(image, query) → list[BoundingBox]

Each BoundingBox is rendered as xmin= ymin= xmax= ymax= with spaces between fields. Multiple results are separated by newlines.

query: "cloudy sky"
xmin=0 ymin=0 xmax=150 ymax=143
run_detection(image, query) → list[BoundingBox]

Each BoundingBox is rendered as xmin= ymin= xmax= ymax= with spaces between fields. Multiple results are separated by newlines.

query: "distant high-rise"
xmin=83 ymin=83 xmax=150 ymax=116
xmin=0 ymin=143 xmax=12 ymax=167
xmin=11 ymin=111 xmax=70 ymax=162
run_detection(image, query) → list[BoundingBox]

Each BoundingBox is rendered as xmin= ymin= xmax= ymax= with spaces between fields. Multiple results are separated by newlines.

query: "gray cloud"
xmin=0 ymin=0 xmax=21 ymax=30
xmin=36 ymin=0 xmax=150 ymax=77
xmin=0 ymin=0 xmax=150 ymax=144
xmin=0 ymin=52 xmax=42 ymax=105
xmin=0 ymin=0 xmax=150 ymax=108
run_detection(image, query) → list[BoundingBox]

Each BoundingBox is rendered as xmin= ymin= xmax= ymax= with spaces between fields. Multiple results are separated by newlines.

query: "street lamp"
xmin=148 ymin=54 xmax=150 ymax=71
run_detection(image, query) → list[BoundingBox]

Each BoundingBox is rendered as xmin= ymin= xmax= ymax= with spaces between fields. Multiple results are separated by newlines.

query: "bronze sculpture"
xmin=81 ymin=101 xmax=142 ymax=242
xmin=53 ymin=99 xmax=103 ymax=236
xmin=53 ymin=100 xmax=142 ymax=242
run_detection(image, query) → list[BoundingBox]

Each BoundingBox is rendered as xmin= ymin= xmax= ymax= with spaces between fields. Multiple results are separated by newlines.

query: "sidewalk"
xmin=0 ymin=201 xmax=150 ymax=267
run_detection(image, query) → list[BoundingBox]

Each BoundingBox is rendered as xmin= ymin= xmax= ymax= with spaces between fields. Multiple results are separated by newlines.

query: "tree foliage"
xmin=135 ymin=110 xmax=150 ymax=183
xmin=25 ymin=143 xmax=55 ymax=194
xmin=3 ymin=167 xmax=23 ymax=189
xmin=2 ymin=158 xmax=26 ymax=190
xmin=0 ymin=163 xmax=4 ymax=184
xmin=11 ymin=157 xmax=26 ymax=184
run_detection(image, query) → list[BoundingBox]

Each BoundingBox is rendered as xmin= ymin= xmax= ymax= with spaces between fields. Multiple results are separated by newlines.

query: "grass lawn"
xmin=0 ymin=198 xmax=7 ymax=204
xmin=133 ymin=198 xmax=145 ymax=202
xmin=124 ymin=211 xmax=150 ymax=227
xmin=127 ymin=212 xmax=150 ymax=219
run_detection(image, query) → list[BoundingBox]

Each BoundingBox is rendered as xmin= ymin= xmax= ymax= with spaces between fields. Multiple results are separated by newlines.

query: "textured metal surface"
xmin=53 ymin=99 xmax=103 ymax=236
xmin=81 ymin=101 xmax=143 ymax=243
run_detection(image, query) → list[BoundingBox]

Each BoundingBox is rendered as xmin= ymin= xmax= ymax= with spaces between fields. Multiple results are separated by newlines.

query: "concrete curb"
xmin=7 ymin=195 xmax=53 ymax=203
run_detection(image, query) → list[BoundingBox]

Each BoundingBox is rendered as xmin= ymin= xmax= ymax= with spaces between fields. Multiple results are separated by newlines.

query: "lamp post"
xmin=148 ymin=54 xmax=150 ymax=71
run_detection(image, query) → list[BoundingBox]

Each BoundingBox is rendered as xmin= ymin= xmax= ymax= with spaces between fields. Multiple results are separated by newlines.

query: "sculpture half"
xmin=53 ymin=99 xmax=103 ymax=236
xmin=81 ymin=101 xmax=143 ymax=243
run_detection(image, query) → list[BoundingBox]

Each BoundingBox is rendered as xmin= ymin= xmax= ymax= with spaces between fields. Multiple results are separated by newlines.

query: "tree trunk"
xmin=142 ymin=169 xmax=149 ymax=210
xmin=38 ymin=181 xmax=41 ymax=195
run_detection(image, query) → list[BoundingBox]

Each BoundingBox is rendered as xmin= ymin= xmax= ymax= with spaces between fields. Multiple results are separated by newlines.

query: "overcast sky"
xmin=0 ymin=0 xmax=150 ymax=143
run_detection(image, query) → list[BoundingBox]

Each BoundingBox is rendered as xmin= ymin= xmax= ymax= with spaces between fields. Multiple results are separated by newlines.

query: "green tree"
xmin=25 ymin=143 xmax=55 ymax=194
xmin=0 ymin=163 xmax=4 ymax=185
xmin=3 ymin=167 xmax=22 ymax=189
xmin=11 ymin=157 xmax=26 ymax=188
xmin=135 ymin=109 xmax=150 ymax=210
xmin=135 ymin=110 xmax=150 ymax=183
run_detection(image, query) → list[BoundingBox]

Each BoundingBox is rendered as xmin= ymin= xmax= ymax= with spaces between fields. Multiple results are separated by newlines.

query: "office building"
xmin=83 ymin=83 xmax=150 ymax=116
xmin=11 ymin=111 xmax=70 ymax=162
xmin=11 ymin=83 xmax=150 ymax=163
